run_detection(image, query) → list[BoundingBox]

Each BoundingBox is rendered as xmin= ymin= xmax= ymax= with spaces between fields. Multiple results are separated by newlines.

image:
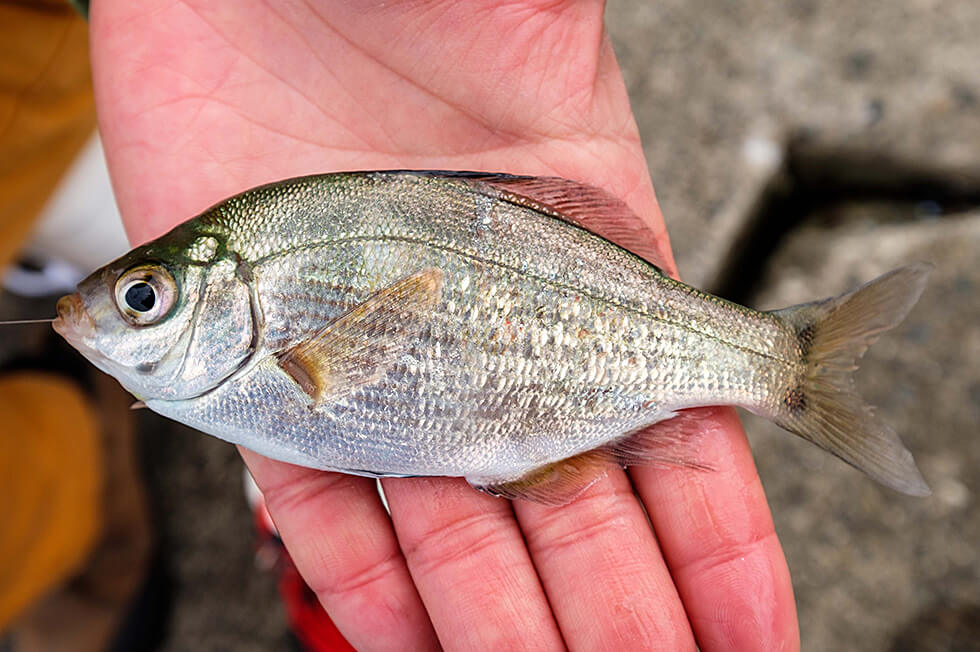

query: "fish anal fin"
xmin=438 ymin=172 xmax=673 ymax=276
xmin=473 ymin=409 xmax=720 ymax=505
xmin=277 ymin=268 xmax=444 ymax=405
xmin=607 ymin=408 xmax=718 ymax=472
xmin=472 ymin=450 xmax=614 ymax=506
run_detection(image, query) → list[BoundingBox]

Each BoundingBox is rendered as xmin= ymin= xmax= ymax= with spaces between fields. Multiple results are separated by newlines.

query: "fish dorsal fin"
xmin=473 ymin=449 xmax=614 ymax=505
xmin=471 ymin=409 xmax=716 ymax=505
xmin=439 ymin=172 xmax=673 ymax=275
xmin=277 ymin=268 xmax=443 ymax=406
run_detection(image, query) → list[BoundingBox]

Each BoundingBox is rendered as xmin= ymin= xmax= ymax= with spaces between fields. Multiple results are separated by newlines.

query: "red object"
xmin=253 ymin=506 xmax=356 ymax=652
xmin=277 ymin=551 xmax=356 ymax=652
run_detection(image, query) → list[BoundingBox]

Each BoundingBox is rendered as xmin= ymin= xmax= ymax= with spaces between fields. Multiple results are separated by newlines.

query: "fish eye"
xmin=114 ymin=265 xmax=177 ymax=325
xmin=125 ymin=282 xmax=155 ymax=311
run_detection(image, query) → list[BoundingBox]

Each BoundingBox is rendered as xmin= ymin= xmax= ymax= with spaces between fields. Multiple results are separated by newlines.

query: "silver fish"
xmin=54 ymin=171 xmax=930 ymax=503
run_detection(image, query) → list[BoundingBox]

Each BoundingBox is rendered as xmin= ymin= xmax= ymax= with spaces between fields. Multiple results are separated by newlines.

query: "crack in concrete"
xmin=708 ymin=137 xmax=980 ymax=303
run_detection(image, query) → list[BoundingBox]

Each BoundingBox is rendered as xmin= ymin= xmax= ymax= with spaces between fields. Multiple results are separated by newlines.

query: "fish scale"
xmin=55 ymin=170 xmax=931 ymax=503
xmin=153 ymin=221 xmax=780 ymax=478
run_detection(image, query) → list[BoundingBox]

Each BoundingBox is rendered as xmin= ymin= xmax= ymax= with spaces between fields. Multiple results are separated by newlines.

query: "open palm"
xmin=91 ymin=1 xmax=798 ymax=649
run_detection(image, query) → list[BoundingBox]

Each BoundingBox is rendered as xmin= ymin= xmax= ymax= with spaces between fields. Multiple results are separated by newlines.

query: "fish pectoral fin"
xmin=471 ymin=450 xmax=614 ymax=505
xmin=276 ymin=268 xmax=444 ymax=406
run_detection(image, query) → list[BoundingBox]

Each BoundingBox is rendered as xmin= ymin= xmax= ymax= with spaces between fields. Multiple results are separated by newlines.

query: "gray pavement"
xmin=606 ymin=2 xmax=979 ymax=649
xmin=742 ymin=208 xmax=980 ymax=651
xmin=609 ymin=1 xmax=980 ymax=648
xmin=608 ymin=0 xmax=980 ymax=288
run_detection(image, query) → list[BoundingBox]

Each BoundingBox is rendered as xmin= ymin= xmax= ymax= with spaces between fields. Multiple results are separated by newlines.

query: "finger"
xmin=630 ymin=407 xmax=800 ymax=651
xmin=241 ymin=449 xmax=440 ymax=652
xmin=514 ymin=470 xmax=697 ymax=650
xmin=382 ymin=477 xmax=565 ymax=651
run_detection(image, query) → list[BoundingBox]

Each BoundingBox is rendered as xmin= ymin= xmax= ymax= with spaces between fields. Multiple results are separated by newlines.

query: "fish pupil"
xmin=125 ymin=282 xmax=155 ymax=312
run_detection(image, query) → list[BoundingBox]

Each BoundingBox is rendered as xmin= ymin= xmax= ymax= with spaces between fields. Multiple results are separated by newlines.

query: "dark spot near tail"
xmin=784 ymin=385 xmax=808 ymax=414
xmin=796 ymin=323 xmax=816 ymax=359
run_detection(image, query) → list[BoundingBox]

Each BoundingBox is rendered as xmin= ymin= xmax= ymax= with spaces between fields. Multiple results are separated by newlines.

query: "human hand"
xmin=90 ymin=1 xmax=799 ymax=649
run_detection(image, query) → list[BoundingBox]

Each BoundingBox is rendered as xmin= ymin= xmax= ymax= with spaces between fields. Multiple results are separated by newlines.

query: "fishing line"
xmin=0 ymin=318 xmax=55 ymax=325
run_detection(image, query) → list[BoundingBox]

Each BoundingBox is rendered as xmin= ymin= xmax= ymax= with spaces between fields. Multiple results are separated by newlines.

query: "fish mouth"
xmin=53 ymin=292 xmax=96 ymax=343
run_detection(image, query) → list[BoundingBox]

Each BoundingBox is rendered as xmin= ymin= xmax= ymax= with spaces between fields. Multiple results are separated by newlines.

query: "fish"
xmin=53 ymin=170 xmax=931 ymax=504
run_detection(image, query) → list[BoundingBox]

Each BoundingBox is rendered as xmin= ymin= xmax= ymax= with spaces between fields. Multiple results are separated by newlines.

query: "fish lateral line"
xmin=248 ymin=234 xmax=792 ymax=366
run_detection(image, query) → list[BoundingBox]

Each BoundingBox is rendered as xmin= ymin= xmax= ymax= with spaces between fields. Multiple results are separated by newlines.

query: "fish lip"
xmin=53 ymin=292 xmax=96 ymax=343
xmin=53 ymin=292 xmax=117 ymax=375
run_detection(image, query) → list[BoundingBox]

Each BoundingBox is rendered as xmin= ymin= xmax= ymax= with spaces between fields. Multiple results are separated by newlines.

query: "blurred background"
xmin=1 ymin=1 xmax=977 ymax=650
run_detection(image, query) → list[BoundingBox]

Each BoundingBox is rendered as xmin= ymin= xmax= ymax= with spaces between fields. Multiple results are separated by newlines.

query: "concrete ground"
xmin=4 ymin=1 xmax=977 ymax=650
xmin=607 ymin=2 xmax=980 ymax=649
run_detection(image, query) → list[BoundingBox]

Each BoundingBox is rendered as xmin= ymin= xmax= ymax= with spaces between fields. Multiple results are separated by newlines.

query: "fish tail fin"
xmin=769 ymin=264 xmax=932 ymax=496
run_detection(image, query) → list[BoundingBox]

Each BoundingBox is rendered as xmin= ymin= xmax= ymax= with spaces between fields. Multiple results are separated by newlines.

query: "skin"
xmin=90 ymin=1 xmax=799 ymax=650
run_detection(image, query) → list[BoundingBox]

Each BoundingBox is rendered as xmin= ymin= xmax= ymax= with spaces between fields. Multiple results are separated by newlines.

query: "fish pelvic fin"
xmin=770 ymin=263 xmax=932 ymax=496
xmin=472 ymin=450 xmax=613 ymax=505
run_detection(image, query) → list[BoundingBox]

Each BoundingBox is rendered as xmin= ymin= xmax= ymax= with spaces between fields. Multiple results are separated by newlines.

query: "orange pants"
xmin=0 ymin=0 xmax=119 ymax=639
xmin=0 ymin=0 xmax=96 ymax=267
xmin=0 ymin=374 xmax=101 ymax=630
